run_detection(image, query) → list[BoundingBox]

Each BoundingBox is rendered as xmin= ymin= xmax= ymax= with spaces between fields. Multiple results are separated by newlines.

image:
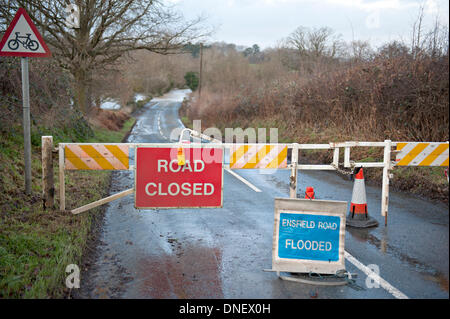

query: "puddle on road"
xmin=134 ymin=244 xmax=223 ymax=298
xmin=347 ymin=227 xmax=449 ymax=292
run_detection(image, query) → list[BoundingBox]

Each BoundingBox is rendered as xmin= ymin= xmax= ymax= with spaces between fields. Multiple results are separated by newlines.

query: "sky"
xmin=167 ymin=0 xmax=449 ymax=49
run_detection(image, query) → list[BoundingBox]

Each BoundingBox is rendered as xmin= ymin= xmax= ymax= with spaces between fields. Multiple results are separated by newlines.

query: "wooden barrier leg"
xmin=42 ymin=136 xmax=54 ymax=209
xmin=71 ymin=188 xmax=134 ymax=215
xmin=59 ymin=144 xmax=66 ymax=212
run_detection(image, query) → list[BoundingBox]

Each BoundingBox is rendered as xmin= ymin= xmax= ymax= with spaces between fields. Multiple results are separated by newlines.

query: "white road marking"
xmin=344 ymin=251 xmax=409 ymax=299
xmin=225 ymin=169 xmax=262 ymax=192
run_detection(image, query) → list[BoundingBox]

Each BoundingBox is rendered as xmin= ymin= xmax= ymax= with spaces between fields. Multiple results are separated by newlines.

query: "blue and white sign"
xmin=278 ymin=213 xmax=340 ymax=262
xmin=272 ymin=199 xmax=347 ymax=275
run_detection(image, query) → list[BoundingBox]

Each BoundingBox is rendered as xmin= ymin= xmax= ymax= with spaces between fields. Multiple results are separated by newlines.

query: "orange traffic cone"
xmin=346 ymin=167 xmax=378 ymax=228
xmin=305 ymin=187 xmax=315 ymax=199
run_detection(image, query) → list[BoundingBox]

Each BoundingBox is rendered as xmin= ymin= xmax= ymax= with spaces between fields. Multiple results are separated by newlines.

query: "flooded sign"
xmin=272 ymin=198 xmax=347 ymax=274
xmin=135 ymin=147 xmax=223 ymax=209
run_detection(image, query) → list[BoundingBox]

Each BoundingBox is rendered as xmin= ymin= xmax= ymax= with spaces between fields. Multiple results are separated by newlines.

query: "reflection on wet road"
xmin=77 ymin=90 xmax=448 ymax=299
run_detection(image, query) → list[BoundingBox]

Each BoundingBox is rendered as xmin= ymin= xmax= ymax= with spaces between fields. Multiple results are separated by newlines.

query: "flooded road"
xmin=77 ymin=90 xmax=448 ymax=299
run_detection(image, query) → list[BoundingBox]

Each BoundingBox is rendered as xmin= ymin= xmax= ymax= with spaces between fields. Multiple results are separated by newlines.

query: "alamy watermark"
xmin=365 ymin=264 xmax=381 ymax=289
xmin=168 ymin=119 xmax=281 ymax=174
xmin=65 ymin=4 xmax=80 ymax=29
xmin=65 ymin=264 xmax=80 ymax=289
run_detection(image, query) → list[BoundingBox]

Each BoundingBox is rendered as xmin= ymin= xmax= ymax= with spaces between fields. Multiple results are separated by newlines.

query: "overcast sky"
xmin=168 ymin=0 xmax=449 ymax=49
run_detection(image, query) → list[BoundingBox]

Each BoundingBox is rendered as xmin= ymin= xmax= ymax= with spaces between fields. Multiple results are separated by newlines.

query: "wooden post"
xmin=59 ymin=144 xmax=66 ymax=212
xmin=42 ymin=136 xmax=54 ymax=209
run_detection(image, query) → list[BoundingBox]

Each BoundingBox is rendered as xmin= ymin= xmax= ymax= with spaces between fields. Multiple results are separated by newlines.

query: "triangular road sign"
xmin=0 ymin=8 xmax=51 ymax=57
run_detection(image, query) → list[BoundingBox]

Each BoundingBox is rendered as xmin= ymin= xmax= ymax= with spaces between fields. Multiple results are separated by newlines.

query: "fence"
xmin=41 ymin=132 xmax=448 ymax=226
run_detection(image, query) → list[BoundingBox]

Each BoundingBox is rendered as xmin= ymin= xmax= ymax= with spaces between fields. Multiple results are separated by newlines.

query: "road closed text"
xmin=145 ymin=182 xmax=215 ymax=196
xmin=145 ymin=160 xmax=215 ymax=196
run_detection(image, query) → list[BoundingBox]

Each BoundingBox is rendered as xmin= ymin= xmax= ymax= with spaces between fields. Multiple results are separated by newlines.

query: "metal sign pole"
xmin=381 ymin=140 xmax=392 ymax=226
xmin=21 ymin=57 xmax=32 ymax=194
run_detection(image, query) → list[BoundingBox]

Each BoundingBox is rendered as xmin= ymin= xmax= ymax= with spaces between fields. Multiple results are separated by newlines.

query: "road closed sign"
xmin=135 ymin=147 xmax=223 ymax=209
xmin=272 ymin=198 xmax=347 ymax=275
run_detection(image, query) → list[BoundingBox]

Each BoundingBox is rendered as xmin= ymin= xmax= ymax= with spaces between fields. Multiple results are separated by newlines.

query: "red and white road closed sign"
xmin=135 ymin=147 xmax=223 ymax=209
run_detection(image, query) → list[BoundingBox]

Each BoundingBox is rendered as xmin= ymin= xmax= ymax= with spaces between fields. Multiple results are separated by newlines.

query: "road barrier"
xmin=64 ymin=144 xmax=129 ymax=170
xmin=42 ymin=131 xmax=448 ymax=226
xmin=229 ymin=144 xmax=288 ymax=169
xmin=395 ymin=142 xmax=449 ymax=167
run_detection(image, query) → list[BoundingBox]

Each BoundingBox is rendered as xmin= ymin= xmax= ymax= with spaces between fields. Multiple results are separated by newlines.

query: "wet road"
xmin=78 ymin=90 xmax=449 ymax=299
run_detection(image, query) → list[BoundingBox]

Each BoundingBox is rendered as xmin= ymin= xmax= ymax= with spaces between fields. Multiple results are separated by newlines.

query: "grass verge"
xmin=0 ymin=117 xmax=136 ymax=298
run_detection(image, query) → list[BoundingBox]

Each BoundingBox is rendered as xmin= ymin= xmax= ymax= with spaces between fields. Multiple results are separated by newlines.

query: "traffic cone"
xmin=305 ymin=187 xmax=315 ymax=199
xmin=346 ymin=167 xmax=378 ymax=228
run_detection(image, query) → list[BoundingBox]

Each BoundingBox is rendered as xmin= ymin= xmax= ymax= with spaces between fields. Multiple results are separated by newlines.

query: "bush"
xmin=0 ymin=58 xmax=94 ymax=141
xmin=188 ymin=52 xmax=449 ymax=143
xmin=184 ymin=71 xmax=199 ymax=91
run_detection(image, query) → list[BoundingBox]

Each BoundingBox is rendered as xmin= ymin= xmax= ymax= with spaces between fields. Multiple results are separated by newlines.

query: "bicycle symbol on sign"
xmin=7 ymin=32 xmax=39 ymax=51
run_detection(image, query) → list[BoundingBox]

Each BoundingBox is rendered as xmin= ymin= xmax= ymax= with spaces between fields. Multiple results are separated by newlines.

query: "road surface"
xmin=76 ymin=90 xmax=449 ymax=299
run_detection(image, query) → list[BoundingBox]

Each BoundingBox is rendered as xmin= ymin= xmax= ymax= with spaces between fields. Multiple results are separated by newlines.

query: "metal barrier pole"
xmin=344 ymin=145 xmax=351 ymax=168
xmin=21 ymin=57 xmax=32 ymax=194
xmin=333 ymin=147 xmax=340 ymax=167
xmin=381 ymin=140 xmax=392 ymax=226
xmin=290 ymin=144 xmax=299 ymax=198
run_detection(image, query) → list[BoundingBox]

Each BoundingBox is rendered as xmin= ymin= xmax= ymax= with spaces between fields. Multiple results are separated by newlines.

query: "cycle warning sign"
xmin=0 ymin=8 xmax=51 ymax=57
xmin=272 ymin=198 xmax=347 ymax=274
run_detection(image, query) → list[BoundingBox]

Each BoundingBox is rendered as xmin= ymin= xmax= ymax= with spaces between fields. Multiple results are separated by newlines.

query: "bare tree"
xmin=411 ymin=3 xmax=425 ymax=59
xmin=0 ymin=0 xmax=208 ymax=114
xmin=423 ymin=16 xmax=449 ymax=58
xmin=349 ymin=40 xmax=373 ymax=62
xmin=287 ymin=26 xmax=344 ymax=59
xmin=286 ymin=26 xmax=309 ymax=57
